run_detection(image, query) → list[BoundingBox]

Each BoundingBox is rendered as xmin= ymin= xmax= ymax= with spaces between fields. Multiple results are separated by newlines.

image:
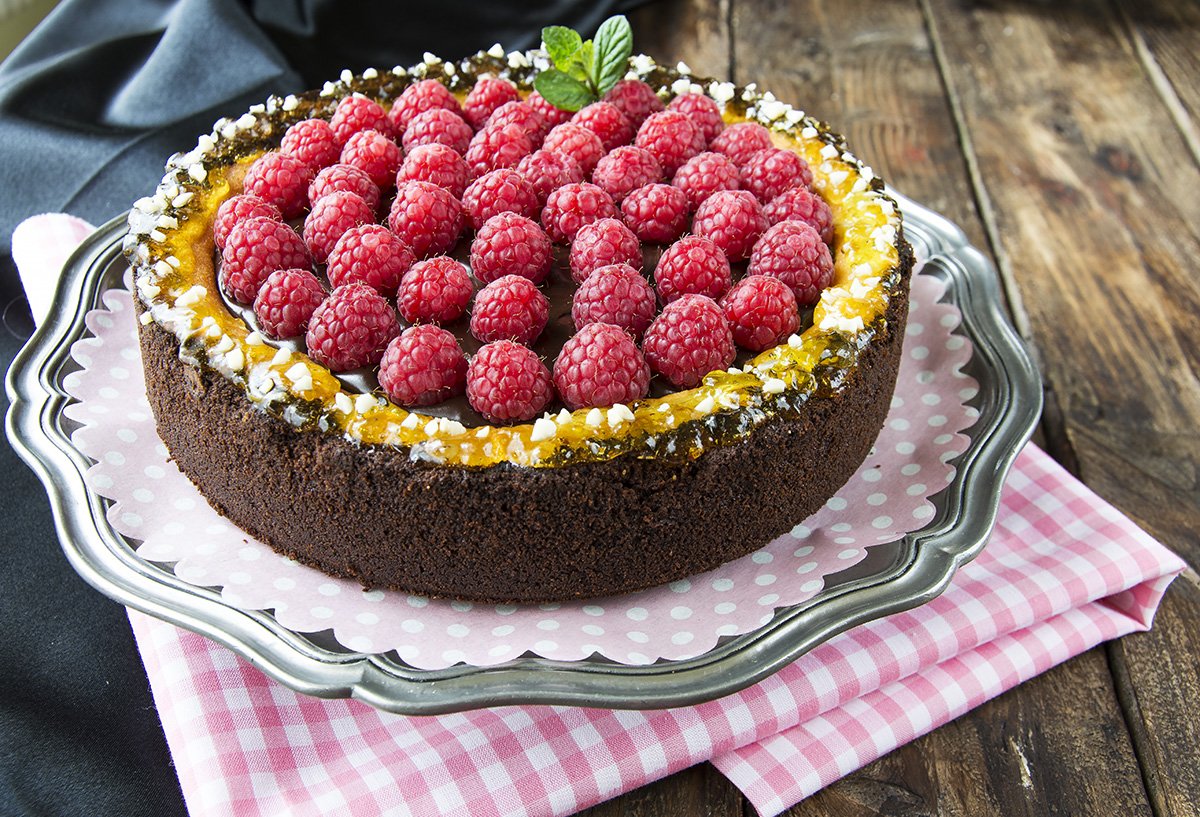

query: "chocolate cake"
xmin=123 ymin=45 xmax=914 ymax=604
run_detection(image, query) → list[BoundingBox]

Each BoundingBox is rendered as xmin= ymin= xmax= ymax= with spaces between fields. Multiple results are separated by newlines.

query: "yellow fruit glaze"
xmin=127 ymin=54 xmax=905 ymax=469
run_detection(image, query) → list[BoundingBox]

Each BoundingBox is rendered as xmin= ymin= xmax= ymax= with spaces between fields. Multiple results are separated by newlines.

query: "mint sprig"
xmin=533 ymin=15 xmax=633 ymax=112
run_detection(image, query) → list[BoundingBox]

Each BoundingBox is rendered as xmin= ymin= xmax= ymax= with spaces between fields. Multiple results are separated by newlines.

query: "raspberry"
xmin=763 ymin=186 xmax=834 ymax=243
xmin=466 ymin=340 xmax=553 ymax=423
xmin=330 ymin=94 xmax=394 ymax=146
xmin=527 ymin=90 xmax=574 ymax=130
xmin=672 ymin=151 xmax=741 ymax=210
xmin=308 ymin=163 xmax=382 ymax=212
xmin=541 ymin=123 xmax=605 ymax=176
xmin=463 ymin=77 xmax=520 ymax=129
xmin=540 ymin=182 xmax=617 ymax=243
xmin=569 ymin=218 xmax=642 ymax=282
xmin=326 ymin=224 xmax=415 ymax=295
xmin=469 ymin=274 xmax=550 ymax=345
xmin=378 ymin=325 xmax=467 ymax=406
xmin=747 ymin=220 xmax=834 ymax=305
xmin=487 ymin=101 xmax=548 ymax=146
xmin=635 ymin=111 xmax=702 ymax=177
xmin=252 ymin=268 xmax=326 ymax=339
xmin=213 ymin=194 xmax=280 ymax=252
xmin=220 ymin=216 xmax=311 ymax=304
xmin=710 ymin=121 xmax=774 ymax=167
xmin=571 ymin=263 xmax=657 ymax=339
xmin=602 ymin=79 xmax=665 ymax=128
xmin=642 ymin=294 xmax=735 ymax=388
xmin=305 ymin=283 xmax=401 ymax=372
xmin=339 ymin=129 xmax=402 ymax=190
xmin=741 ymin=148 xmax=813 ymax=202
xmin=396 ymin=143 xmax=470 ymax=198
xmin=516 ymin=149 xmax=584 ymax=206
xmin=720 ymin=274 xmax=800 ymax=351
xmin=469 ymin=212 xmax=552 ymax=284
xmin=302 ymin=190 xmax=374 ymax=263
xmin=620 ymin=183 xmax=689 ymax=243
xmin=653 ymin=235 xmax=732 ymax=303
xmin=465 ymin=123 xmax=534 ymax=177
xmin=592 ymin=145 xmax=661 ymax=203
xmin=572 ymin=101 xmax=633 ymax=151
xmin=396 ymin=256 xmax=473 ymax=324
xmin=553 ymin=323 xmax=651 ymax=410
xmin=387 ymin=181 xmax=464 ymax=258
xmin=388 ymin=79 xmax=464 ymax=134
xmin=401 ymin=107 xmax=474 ymax=155
xmin=280 ymin=118 xmax=340 ymax=172
xmin=462 ymin=169 xmax=540 ymax=231
xmin=666 ymin=93 xmax=725 ymax=146
xmin=242 ymin=151 xmax=313 ymax=219
xmin=692 ymin=189 xmax=768 ymax=262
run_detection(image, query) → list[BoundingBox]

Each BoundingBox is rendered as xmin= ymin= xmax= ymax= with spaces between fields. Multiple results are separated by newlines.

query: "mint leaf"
xmin=533 ymin=69 xmax=596 ymax=112
xmin=592 ymin=15 xmax=632 ymax=97
xmin=542 ymin=26 xmax=582 ymax=70
xmin=564 ymin=40 xmax=594 ymax=85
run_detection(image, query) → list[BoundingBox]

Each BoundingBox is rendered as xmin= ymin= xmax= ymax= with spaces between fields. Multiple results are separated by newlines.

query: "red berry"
xmin=465 ymin=122 xmax=534 ymax=177
xmin=540 ymin=182 xmax=617 ymax=243
xmin=308 ymin=163 xmax=381 ymax=212
xmin=242 ymin=151 xmax=313 ymax=219
xmin=463 ymin=77 xmax=520 ymax=129
xmin=466 ymin=340 xmax=553 ymax=423
xmin=654 ymin=235 xmax=732 ymax=304
xmin=741 ymin=147 xmax=814 ymax=202
xmin=642 ymin=294 xmax=736 ymax=388
xmin=710 ymin=121 xmax=774 ymax=167
xmin=572 ymin=101 xmax=633 ymax=151
xmin=602 ymin=79 xmax=665 ymax=128
xmin=401 ymin=107 xmax=473 ymax=155
xmin=389 ymin=80 xmax=464 ymax=134
xmin=672 ymin=151 xmax=741 ymax=210
xmin=553 ymin=323 xmax=651 ymax=411
xmin=339 ymin=129 xmax=402 ymax=190
xmin=571 ymin=263 xmax=657 ymax=340
xmin=378 ymin=325 xmax=467 ymax=406
xmin=620 ymin=183 xmax=689 ymax=243
xmin=396 ymin=256 xmax=473 ymax=324
xmin=470 ymin=274 xmax=549 ymax=345
xmin=302 ymin=191 xmax=374 ymax=263
xmin=516 ymin=149 xmax=584 ymax=206
xmin=462 ymin=168 xmax=540 ymax=230
xmin=330 ymin=95 xmax=395 ymax=146
xmin=526 ymin=90 xmax=573 ymax=129
xmin=487 ymin=100 xmax=548 ymax=146
xmin=635 ymin=111 xmax=702 ymax=177
xmin=220 ymin=216 xmax=311 ymax=304
xmin=326 ymin=224 xmax=415 ymax=295
xmin=542 ymin=123 xmax=605 ymax=176
xmin=252 ymin=268 xmax=326 ymax=339
xmin=592 ymin=145 xmax=662 ymax=203
xmin=747 ymin=220 xmax=834 ymax=306
xmin=692 ymin=189 xmax=768 ymax=262
xmin=667 ymin=93 xmax=725 ymax=146
xmin=213 ymin=194 xmax=280 ymax=252
xmin=387 ymin=180 xmax=464 ymax=258
xmin=280 ymin=118 xmax=339 ymax=172
xmin=720 ymin=274 xmax=800 ymax=351
xmin=305 ymin=283 xmax=401 ymax=372
xmin=763 ymin=186 xmax=834 ymax=243
xmin=396 ymin=143 xmax=470 ymax=198
xmin=569 ymin=218 xmax=642 ymax=282
xmin=469 ymin=212 xmax=552 ymax=284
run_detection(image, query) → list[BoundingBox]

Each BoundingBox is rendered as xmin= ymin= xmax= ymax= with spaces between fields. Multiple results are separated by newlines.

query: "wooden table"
xmin=578 ymin=0 xmax=1200 ymax=813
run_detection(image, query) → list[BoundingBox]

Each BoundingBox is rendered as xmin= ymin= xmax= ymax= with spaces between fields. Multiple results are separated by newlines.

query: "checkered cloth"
xmin=15 ymin=214 xmax=1187 ymax=816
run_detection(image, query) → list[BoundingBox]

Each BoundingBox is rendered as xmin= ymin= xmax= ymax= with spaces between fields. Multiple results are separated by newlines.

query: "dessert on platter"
xmin=123 ymin=18 xmax=914 ymax=604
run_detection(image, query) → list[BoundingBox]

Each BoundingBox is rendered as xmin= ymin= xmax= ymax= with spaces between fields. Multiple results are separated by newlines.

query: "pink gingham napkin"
xmin=15 ymin=214 xmax=1187 ymax=816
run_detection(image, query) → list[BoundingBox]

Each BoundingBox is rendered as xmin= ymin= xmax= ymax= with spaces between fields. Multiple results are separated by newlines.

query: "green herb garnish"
xmin=533 ymin=15 xmax=633 ymax=112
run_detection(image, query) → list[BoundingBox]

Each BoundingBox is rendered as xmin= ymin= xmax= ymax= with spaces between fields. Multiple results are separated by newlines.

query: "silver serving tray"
xmin=6 ymin=194 xmax=1041 ymax=715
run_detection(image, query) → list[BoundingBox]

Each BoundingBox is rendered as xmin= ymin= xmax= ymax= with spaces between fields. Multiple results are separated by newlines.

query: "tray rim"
xmin=5 ymin=193 xmax=1043 ymax=714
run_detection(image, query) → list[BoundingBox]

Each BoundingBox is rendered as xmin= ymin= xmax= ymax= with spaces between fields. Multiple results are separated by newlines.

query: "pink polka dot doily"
xmin=63 ymin=270 xmax=977 ymax=669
